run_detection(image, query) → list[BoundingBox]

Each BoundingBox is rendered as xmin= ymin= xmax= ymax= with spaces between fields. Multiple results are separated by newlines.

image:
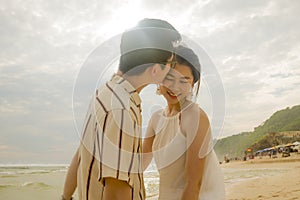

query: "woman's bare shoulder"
xmin=149 ymin=109 xmax=164 ymax=125
xmin=182 ymin=102 xmax=200 ymax=118
xmin=181 ymin=102 xmax=210 ymax=131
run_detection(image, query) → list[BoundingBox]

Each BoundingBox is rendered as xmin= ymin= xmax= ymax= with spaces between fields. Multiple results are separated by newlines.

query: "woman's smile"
xmin=166 ymin=90 xmax=180 ymax=99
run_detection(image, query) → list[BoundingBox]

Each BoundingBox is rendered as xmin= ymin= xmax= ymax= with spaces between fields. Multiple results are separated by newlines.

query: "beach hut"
xmin=293 ymin=141 xmax=300 ymax=146
xmin=284 ymin=143 xmax=294 ymax=147
xmin=292 ymin=141 xmax=300 ymax=152
xmin=263 ymin=147 xmax=271 ymax=152
xmin=255 ymin=149 xmax=264 ymax=157
xmin=275 ymin=144 xmax=284 ymax=148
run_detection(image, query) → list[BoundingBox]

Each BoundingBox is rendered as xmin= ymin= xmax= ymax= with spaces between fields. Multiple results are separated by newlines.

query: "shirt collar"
xmin=111 ymin=74 xmax=141 ymax=107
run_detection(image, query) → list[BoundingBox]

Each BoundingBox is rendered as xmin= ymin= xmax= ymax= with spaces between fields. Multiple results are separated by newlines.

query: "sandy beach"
xmin=1 ymin=154 xmax=300 ymax=200
xmin=223 ymin=153 xmax=300 ymax=200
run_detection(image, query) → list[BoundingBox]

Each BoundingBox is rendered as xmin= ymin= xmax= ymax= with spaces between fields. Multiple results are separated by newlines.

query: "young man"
xmin=62 ymin=18 xmax=181 ymax=200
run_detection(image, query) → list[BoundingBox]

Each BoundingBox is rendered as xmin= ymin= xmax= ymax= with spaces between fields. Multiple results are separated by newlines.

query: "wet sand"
xmin=223 ymin=153 xmax=300 ymax=200
xmin=1 ymin=154 xmax=299 ymax=200
xmin=0 ymin=169 xmax=68 ymax=200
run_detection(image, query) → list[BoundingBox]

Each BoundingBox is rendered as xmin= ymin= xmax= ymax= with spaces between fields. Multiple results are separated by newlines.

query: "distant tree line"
xmin=214 ymin=105 xmax=300 ymax=160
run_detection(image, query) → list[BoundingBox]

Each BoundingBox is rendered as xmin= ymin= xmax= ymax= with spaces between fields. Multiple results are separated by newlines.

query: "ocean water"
xmin=0 ymin=163 xmax=289 ymax=199
xmin=0 ymin=164 xmax=68 ymax=199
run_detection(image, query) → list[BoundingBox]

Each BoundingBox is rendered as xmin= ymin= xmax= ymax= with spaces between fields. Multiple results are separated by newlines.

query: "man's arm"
xmin=62 ymin=149 xmax=80 ymax=200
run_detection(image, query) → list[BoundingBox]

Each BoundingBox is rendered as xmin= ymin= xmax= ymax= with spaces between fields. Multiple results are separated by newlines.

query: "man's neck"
xmin=117 ymin=71 xmax=149 ymax=93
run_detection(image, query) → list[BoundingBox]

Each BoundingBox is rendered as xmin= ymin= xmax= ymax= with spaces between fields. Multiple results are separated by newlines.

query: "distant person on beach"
xmin=62 ymin=18 xmax=181 ymax=200
xmin=142 ymin=45 xmax=225 ymax=200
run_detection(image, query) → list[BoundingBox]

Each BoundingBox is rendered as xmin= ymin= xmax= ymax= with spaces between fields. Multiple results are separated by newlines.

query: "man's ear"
xmin=151 ymin=64 xmax=161 ymax=76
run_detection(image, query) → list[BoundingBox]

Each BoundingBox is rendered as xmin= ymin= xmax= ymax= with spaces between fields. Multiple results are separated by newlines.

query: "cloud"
xmin=0 ymin=0 xmax=300 ymax=163
xmin=183 ymin=0 xmax=300 ymax=137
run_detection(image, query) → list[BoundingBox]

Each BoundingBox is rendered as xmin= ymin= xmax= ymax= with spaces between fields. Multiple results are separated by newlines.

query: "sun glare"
xmin=103 ymin=0 xmax=147 ymax=37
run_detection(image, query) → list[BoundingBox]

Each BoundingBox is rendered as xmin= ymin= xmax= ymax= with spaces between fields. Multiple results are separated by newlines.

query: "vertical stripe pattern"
xmin=77 ymin=75 xmax=145 ymax=200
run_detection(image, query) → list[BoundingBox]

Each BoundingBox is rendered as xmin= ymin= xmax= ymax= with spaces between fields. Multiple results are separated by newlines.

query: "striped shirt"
xmin=77 ymin=75 xmax=145 ymax=200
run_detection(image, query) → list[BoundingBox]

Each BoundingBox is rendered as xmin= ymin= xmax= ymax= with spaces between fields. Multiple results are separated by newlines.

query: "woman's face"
xmin=160 ymin=64 xmax=194 ymax=104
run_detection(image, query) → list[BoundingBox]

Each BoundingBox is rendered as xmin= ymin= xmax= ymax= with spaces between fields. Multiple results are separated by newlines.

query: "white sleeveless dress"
xmin=152 ymin=111 xmax=225 ymax=200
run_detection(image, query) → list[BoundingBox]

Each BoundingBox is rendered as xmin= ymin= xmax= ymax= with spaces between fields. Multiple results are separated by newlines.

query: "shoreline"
xmin=1 ymin=154 xmax=299 ymax=200
xmin=223 ymin=153 xmax=300 ymax=200
xmin=221 ymin=152 xmax=300 ymax=168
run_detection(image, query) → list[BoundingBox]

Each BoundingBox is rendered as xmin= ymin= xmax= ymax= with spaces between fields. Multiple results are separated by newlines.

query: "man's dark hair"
xmin=119 ymin=18 xmax=181 ymax=75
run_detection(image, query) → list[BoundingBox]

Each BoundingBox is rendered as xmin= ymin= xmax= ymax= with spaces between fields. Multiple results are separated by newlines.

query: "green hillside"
xmin=214 ymin=105 xmax=300 ymax=160
xmin=250 ymin=131 xmax=300 ymax=151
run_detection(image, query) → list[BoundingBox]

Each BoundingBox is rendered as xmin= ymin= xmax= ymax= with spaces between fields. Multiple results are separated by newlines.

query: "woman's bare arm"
xmin=62 ymin=149 xmax=80 ymax=200
xmin=181 ymin=108 xmax=211 ymax=200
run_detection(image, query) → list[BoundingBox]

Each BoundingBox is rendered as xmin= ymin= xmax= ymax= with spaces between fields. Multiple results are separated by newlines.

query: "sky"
xmin=1 ymin=0 xmax=300 ymax=164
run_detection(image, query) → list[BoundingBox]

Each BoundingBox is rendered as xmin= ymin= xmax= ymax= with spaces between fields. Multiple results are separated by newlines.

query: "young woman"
xmin=142 ymin=45 xmax=225 ymax=200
